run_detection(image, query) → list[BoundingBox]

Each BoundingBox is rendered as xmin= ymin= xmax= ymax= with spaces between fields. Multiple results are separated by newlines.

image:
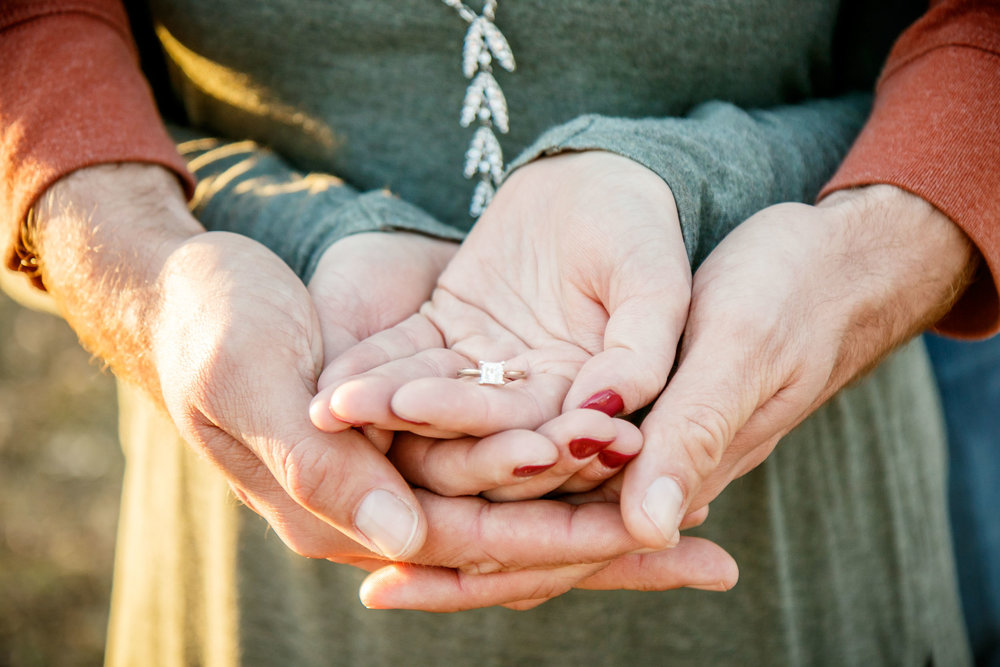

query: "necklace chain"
xmin=441 ymin=0 xmax=514 ymax=216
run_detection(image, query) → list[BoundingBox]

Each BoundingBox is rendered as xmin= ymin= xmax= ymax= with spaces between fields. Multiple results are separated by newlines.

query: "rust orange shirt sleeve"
xmin=0 ymin=0 xmax=194 ymax=287
xmin=820 ymin=0 xmax=1000 ymax=338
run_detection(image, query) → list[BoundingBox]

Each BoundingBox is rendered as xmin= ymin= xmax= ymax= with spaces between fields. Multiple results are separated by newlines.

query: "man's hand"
xmin=614 ymin=186 xmax=978 ymax=548
xmin=33 ymin=164 xmax=436 ymax=561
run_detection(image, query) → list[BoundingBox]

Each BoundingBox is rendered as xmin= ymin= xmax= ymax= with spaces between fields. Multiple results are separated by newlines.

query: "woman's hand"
xmin=310 ymin=151 xmax=692 ymax=498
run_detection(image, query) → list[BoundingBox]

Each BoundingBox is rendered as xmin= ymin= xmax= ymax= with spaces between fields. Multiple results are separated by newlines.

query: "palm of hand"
xmin=298 ymin=224 xmax=736 ymax=608
xmin=318 ymin=152 xmax=691 ymax=440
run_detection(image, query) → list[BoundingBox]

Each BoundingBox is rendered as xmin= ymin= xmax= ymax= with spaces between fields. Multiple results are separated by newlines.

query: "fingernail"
xmin=641 ymin=477 xmax=684 ymax=547
xmin=688 ymin=581 xmax=732 ymax=592
xmin=328 ymin=398 xmax=371 ymax=427
xmin=597 ymin=450 xmax=638 ymax=468
xmin=579 ymin=390 xmax=625 ymax=416
xmin=397 ymin=417 xmax=428 ymax=426
xmin=331 ymin=409 xmax=369 ymax=427
xmin=513 ymin=463 xmax=555 ymax=477
xmin=355 ymin=489 xmax=419 ymax=559
xmin=569 ymin=438 xmax=613 ymax=459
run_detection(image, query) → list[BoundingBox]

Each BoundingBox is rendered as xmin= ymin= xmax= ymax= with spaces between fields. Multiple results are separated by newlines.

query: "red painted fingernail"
xmin=598 ymin=450 xmax=638 ymax=468
xmin=513 ymin=463 xmax=555 ymax=477
xmin=579 ymin=390 xmax=625 ymax=417
xmin=569 ymin=438 xmax=613 ymax=459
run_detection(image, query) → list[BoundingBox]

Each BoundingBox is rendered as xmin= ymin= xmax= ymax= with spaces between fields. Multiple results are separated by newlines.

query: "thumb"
xmin=618 ymin=335 xmax=759 ymax=549
xmin=181 ymin=343 xmax=429 ymax=561
xmin=562 ymin=251 xmax=691 ymax=419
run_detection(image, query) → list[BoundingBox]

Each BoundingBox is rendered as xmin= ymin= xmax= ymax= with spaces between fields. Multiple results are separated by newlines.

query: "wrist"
xmin=818 ymin=184 xmax=977 ymax=347
xmin=33 ymin=163 xmax=204 ymax=396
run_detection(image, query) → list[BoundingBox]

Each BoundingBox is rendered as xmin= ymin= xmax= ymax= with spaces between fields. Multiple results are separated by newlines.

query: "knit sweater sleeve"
xmin=172 ymin=128 xmax=464 ymax=282
xmin=0 ymin=0 xmax=193 ymax=287
xmin=820 ymin=0 xmax=1000 ymax=338
xmin=509 ymin=94 xmax=872 ymax=271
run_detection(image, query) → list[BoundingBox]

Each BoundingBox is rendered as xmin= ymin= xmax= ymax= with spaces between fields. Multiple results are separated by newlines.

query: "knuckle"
xmin=674 ymin=403 xmax=732 ymax=475
xmin=280 ymin=442 xmax=339 ymax=513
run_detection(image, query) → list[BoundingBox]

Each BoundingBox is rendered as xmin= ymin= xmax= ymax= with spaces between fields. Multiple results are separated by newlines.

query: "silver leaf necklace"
xmin=441 ymin=0 xmax=516 ymax=216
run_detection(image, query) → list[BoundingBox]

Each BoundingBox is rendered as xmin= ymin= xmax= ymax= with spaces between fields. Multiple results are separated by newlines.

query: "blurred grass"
xmin=0 ymin=290 xmax=122 ymax=667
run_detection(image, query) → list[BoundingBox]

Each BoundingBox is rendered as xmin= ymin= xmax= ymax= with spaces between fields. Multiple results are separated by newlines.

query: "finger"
xmin=309 ymin=314 xmax=445 ymax=431
xmin=554 ymin=478 xmax=708 ymax=532
xmin=618 ymin=335 xmax=759 ymax=550
xmin=208 ymin=434 xmax=382 ymax=562
xmin=550 ymin=417 xmax=642 ymax=495
xmin=483 ymin=410 xmax=631 ymax=501
xmin=360 ymin=425 xmax=395 ymax=455
xmin=413 ymin=490 xmax=644 ymax=571
xmin=361 ymin=535 xmax=738 ymax=611
xmin=319 ymin=348 xmax=471 ymax=437
xmin=388 ymin=369 xmax=571 ymax=437
xmin=201 ymin=368 xmax=431 ymax=561
xmin=392 ymin=410 xmax=626 ymax=500
xmin=501 ymin=598 xmax=552 ymax=611
xmin=573 ymin=537 xmax=738 ymax=592
xmin=318 ymin=313 xmax=445 ymax=388
xmin=681 ymin=505 xmax=710 ymax=530
xmin=390 ymin=429 xmax=561 ymax=497
xmin=359 ymin=562 xmax=606 ymax=612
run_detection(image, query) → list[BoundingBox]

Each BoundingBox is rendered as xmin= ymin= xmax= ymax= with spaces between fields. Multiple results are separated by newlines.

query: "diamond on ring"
xmin=479 ymin=361 xmax=506 ymax=385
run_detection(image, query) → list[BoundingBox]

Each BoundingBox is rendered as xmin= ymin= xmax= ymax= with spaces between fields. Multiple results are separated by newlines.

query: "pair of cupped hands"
xmin=42 ymin=150 xmax=970 ymax=612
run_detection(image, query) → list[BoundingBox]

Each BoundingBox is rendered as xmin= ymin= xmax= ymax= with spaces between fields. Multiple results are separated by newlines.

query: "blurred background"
xmin=0 ymin=289 xmax=122 ymax=667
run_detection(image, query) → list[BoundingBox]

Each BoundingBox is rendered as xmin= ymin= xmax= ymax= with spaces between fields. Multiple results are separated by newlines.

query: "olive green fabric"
xmin=103 ymin=1 xmax=970 ymax=665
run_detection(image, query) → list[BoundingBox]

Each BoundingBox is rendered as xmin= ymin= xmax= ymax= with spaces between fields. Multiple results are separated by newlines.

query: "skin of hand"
xmin=31 ymin=163 xmax=446 ymax=563
xmin=31 ymin=162 xmax=735 ymax=610
xmin=311 ymin=150 xmax=692 ymax=497
xmin=387 ymin=409 xmax=643 ymax=501
xmin=311 ymin=234 xmax=647 ymax=500
xmin=614 ymin=185 xmax=979 ymax=549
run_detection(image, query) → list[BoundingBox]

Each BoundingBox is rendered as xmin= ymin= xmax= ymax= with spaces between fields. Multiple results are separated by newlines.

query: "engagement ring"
xmin=457 ymin=360 xmax=527 ymax=385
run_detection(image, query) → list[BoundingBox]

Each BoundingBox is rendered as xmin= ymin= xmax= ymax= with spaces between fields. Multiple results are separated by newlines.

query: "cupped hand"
xmin=611 ymin=186 xmax=978 ymax=548
xmin=33 ymin=164 xmax=453 ymax=562
xmin=149 ymin=230 xmax=459 ymax=563
xmin=311 ymin=151 xmax=691 ymax=488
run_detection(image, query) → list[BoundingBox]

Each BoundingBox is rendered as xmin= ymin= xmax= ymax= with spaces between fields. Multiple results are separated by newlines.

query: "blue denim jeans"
xmin=925 ymin=334 xmax=1000 ymax=666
